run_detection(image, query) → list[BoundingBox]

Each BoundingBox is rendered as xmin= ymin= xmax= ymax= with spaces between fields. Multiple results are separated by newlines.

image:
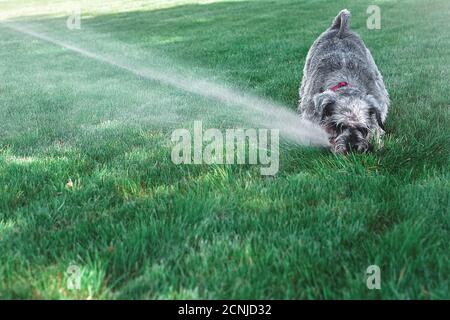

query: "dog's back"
xmin=299 ymin=9 xmax=389 ymax=123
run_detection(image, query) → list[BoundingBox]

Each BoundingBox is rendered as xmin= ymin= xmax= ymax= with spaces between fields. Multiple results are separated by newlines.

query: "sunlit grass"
xmin=0 ymin=0 xmax=242 ymax=20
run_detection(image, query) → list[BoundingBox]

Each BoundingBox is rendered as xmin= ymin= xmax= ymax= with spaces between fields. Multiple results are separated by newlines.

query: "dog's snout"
xmin=344 ymin=130 xmax=371 ymax=153
xmin=345 ymin=131 xmax=359 ymax=151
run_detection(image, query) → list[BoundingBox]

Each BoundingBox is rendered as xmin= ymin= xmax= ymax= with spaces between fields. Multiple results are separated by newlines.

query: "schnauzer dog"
xmin=299 ymin=9 xmax=389 ymax=153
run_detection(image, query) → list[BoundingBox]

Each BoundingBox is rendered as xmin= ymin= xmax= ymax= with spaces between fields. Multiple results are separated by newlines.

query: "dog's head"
xmin=314 ymin=91 xmax=385 ymax=154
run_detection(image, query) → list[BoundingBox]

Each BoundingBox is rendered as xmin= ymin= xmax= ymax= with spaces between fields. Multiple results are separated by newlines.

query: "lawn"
xmin=0 ymin=0 xmax=448 ymax=299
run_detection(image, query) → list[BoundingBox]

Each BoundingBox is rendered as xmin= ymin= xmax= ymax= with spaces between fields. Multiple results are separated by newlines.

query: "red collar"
xmin=329 ymin=81 xmax=350 ymax=92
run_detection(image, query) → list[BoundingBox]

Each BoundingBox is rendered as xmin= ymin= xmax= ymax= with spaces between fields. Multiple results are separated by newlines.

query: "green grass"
xmin=0 ymin=0 xmax=449 ymax=299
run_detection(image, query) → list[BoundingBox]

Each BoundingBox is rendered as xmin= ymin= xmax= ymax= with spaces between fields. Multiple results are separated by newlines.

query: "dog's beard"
xmin=326 ymin=126 xmax=372 ymax=154
xmin=335 ymin=130 xmax=370 ymax=153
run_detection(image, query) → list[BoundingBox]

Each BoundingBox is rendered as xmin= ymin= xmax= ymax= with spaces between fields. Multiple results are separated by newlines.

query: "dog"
xmin=299 ymin=9 xmax=389 ymax=153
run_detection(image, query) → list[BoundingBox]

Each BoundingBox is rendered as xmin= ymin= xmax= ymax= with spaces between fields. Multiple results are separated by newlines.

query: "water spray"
xmin=1 ymin=21 xmax=330 ymax=147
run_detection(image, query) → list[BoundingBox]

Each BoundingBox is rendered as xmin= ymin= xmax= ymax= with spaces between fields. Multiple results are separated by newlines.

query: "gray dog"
xmin=299 ymin=9 xmax=389 ymax=153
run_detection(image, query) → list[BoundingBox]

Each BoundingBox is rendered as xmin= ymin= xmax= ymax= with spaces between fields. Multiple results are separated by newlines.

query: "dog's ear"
xmin=314 ymin=91 xmax=337 ymax=120
xmin=365 ymin=95 xmax=385 ymax=130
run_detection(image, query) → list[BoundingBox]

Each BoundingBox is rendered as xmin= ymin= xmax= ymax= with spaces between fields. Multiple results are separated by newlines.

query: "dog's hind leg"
xmin=365 ymin=48 xmax=390 ymax=121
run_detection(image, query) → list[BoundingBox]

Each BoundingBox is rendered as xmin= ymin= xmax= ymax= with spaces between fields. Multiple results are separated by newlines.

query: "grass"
xmin=0 ymin=0 xmax=449 ymax=299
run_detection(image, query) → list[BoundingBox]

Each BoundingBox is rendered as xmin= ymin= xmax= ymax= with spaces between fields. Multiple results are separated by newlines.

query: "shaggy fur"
xmin=299 ymin=9 xmax=389 ymax=153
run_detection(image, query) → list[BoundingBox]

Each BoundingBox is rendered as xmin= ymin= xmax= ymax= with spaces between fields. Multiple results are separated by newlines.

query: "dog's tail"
xmin=331 ymin=9 xmax=351 ymax=38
